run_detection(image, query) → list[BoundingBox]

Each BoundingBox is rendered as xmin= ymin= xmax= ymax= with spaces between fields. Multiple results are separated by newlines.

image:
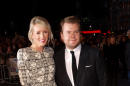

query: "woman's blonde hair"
xmin=28 ymin=16 xmax=54 ymax=46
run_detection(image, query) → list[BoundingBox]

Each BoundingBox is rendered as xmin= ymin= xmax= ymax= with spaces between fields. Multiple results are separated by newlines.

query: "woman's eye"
xmin=44 ymin=31 xmax=48 ymax=33
xmin=36 ymin=32 xmax=40 ymax=34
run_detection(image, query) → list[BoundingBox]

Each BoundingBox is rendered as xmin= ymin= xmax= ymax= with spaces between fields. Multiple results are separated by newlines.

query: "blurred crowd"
xmin=0 ymin=31 xmax=129 ymax=86
xmin=81 ymin=33 xmax=128 ymax=86
xmin=0 ymin=32 xmax=30 ymax=65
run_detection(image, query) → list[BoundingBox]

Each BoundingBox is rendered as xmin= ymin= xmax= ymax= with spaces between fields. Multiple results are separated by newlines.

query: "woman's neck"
xmin=30 ymin=44 xmax=44 ymax=52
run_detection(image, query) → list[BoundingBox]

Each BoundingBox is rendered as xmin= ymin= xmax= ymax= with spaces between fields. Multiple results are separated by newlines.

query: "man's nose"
xmin=70 ymin=33 xmax=75 ymax=38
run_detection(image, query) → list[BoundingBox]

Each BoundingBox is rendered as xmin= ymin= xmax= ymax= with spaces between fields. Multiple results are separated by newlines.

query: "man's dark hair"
xmin=60 ymin=16 xmax=80 ymax=32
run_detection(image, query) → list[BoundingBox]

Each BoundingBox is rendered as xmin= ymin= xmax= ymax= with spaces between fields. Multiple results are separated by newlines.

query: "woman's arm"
xmin=17 ymin=49 xmax=27 ymax=86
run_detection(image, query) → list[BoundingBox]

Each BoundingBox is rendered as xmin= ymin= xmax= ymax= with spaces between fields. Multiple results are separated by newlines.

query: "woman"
xmin=17 ymin=16 xmax=56 ymax=86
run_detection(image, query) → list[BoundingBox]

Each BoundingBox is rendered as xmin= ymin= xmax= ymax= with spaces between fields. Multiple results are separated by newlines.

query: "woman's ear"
xmin=60 ymin=32 xmax=64 ymax=42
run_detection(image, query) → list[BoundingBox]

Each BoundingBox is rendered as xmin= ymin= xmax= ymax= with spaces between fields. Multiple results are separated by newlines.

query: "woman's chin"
xmin=39 ymin=43 xmax=46 ymax=47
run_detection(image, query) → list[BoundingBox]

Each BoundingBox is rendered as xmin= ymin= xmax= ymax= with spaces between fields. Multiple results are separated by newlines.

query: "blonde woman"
xmin=17 ymin=16 xmax=56 ymax=86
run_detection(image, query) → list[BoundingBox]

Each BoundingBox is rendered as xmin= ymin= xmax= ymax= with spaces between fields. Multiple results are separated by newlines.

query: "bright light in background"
xmin=81 ymin=30 xmax=111 ymax=35
xmin=81 ymin=30 xmax=101 ymax=34
xmin=89 ymin=25 xmax=92 ymax=28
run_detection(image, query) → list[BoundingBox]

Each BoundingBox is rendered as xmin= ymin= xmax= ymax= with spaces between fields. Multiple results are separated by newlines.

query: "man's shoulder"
xmin=82 ymin=44 xmax=99 ymax=52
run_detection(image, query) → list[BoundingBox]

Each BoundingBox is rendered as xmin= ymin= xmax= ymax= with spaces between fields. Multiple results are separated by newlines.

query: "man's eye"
xmin=67 ymin=31 xmax=70 ymax=34
xmin=75 ymin=31 xmax=79 ymax=33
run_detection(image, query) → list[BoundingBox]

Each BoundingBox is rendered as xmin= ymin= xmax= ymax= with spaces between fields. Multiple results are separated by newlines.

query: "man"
xmin=54 ymin=16 xmax=105 ymax=86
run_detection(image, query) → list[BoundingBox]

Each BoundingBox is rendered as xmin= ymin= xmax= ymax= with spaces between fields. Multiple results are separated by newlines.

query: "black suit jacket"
xmin=54 ymin=44 xmax=105 ymax=86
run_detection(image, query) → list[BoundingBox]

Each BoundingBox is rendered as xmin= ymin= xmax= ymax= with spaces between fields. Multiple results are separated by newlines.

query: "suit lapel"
xmin=78 ymin=44 xmax=87 ymax=70
xmin=76 ymin=45 xmax=88 ymax=85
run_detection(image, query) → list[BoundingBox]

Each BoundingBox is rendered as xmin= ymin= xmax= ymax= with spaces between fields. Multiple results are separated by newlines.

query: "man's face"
xmin=61 ymin=23 xmax=81 ymax=50
xmin=110 ymin=37 xmax=115 ymax=44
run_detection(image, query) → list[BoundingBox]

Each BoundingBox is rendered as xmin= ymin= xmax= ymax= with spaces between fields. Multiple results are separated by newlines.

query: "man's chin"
xmin=68 ymin=45 xmax=77 ymax=49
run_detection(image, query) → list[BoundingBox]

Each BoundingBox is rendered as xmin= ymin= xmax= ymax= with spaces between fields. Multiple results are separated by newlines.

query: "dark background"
xmin=0 ymin=0 xmax=108 ymax=37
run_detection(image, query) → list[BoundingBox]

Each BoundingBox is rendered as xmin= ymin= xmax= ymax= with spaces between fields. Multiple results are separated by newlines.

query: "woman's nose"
xmin=40 ymin=33 xmax=45 ymax=38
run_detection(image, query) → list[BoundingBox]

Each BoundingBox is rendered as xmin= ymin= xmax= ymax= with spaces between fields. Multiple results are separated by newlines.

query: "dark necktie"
xmin=70 ymin=51 xmax=77 ymax=86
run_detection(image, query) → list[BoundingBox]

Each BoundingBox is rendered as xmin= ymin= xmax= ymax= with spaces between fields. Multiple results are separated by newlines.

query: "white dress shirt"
xmin=65 ymin=44 xmax=81 ymax=86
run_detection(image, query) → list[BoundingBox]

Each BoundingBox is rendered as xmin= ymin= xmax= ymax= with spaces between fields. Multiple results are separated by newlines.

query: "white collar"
xmin=66 ymin=44 xmax=81 ymax=52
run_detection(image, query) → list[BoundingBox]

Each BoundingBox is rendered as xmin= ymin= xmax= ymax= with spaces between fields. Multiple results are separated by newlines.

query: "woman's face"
xmin=31 ymin=24 xmax=49 ymax=47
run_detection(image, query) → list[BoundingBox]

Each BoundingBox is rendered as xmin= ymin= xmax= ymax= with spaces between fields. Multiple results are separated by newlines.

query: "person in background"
xmin=54 ymin=16 xmax=105 ymax=86
xmin=104 ymin=35 xmax=119 ymax=86
xmin=0 ymin=45 xmax=4 ymax=64
xmin=126 ymin=29 xmax=130 ymax=80
xmin=118 ymin=35 xmax=127 ymax=78
xmin=17 ymin=16 xmax=56 ymax=86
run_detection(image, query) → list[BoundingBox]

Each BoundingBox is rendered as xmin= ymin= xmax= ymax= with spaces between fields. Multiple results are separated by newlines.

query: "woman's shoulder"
xmin=44 ymin=47 xmax=54 ymax=56
xmin=17 ymin=47 xmax=30 ymax=53
xmin=17 ymin=47 xmax=31 ymax=60
xmin=45 ymin=47 xmax=54 ymax=52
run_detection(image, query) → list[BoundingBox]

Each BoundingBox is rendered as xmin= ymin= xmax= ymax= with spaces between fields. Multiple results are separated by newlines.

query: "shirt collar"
xmin=66 ymin=44 xmax=81 ymax=53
